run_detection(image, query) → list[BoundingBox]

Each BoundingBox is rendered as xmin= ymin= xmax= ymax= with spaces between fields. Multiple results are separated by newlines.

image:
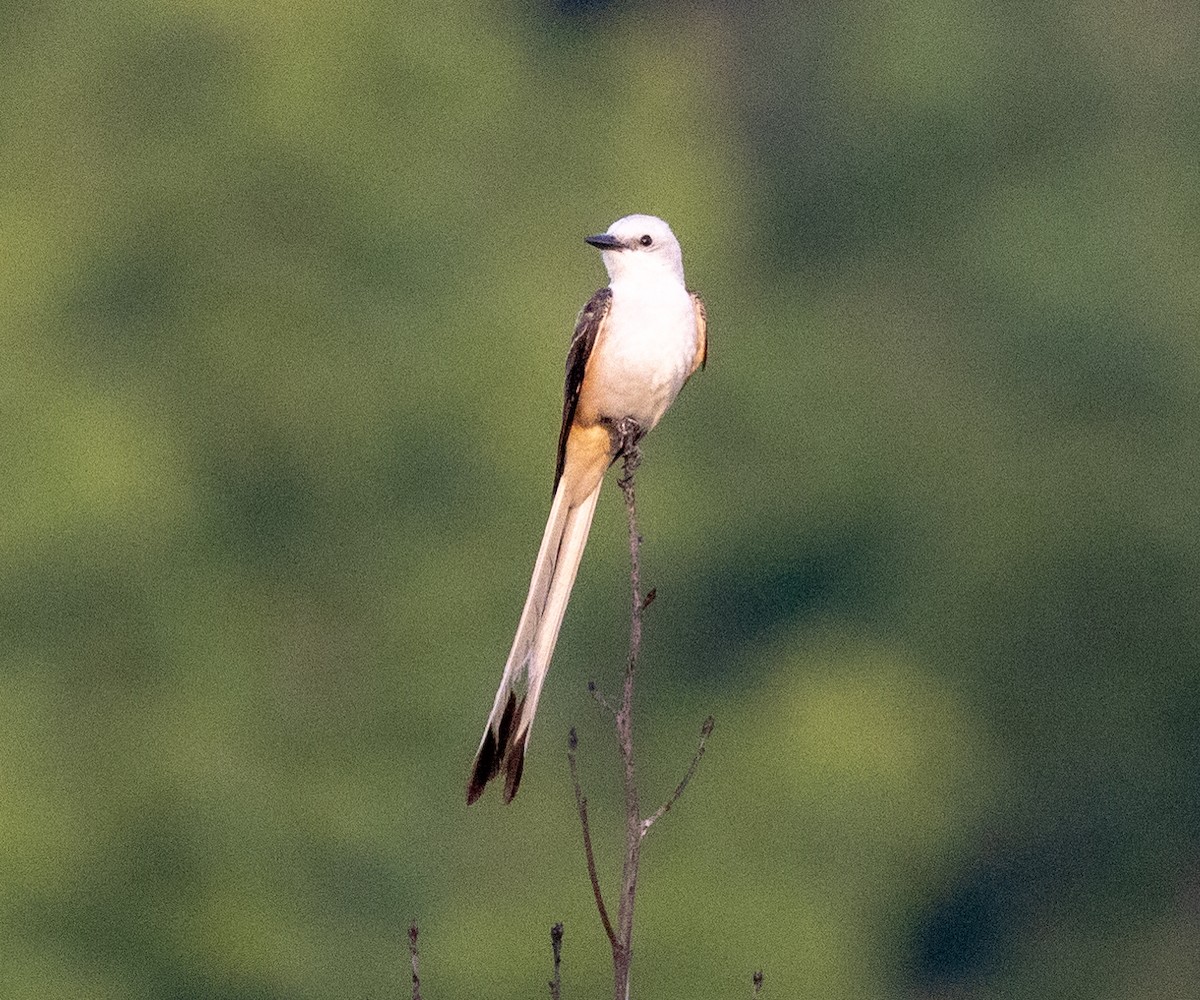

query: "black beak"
xmin=584 ymin=232 xmax=625 ymax=250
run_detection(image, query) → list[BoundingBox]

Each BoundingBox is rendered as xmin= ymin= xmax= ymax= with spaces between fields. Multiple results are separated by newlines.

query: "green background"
xmin=3 ymin=2 xmax=1198 ymax=997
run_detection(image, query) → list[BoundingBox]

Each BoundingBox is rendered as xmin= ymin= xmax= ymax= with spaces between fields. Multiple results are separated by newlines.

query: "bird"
xmin=467 ymin=214 xmax=707 ymax=804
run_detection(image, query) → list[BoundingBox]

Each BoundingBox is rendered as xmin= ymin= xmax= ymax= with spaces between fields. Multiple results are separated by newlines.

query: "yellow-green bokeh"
xmin=2 ymin=2 xmax=1197 ymax=998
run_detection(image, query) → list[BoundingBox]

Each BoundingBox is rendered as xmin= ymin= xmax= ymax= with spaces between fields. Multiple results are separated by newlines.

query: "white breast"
xmin=587 ymin=278 xmax=697 ymax=431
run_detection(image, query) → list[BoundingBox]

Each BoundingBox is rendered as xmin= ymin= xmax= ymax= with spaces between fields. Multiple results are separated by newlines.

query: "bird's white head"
xmin=584 ymin=214 xmax=685 ymax=285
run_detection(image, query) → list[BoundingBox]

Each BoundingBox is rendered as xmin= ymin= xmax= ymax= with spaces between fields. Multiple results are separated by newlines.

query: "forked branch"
xmin=567 ymin=429 xmax=715 ymax=1000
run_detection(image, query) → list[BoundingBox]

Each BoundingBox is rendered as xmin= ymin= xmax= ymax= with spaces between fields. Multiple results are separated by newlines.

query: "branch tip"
xmin=407 ymin=921 xmax=423 ymax=1000
xmin=567 ymin=732 xmax=617 ymax=947
xmin=642 ymin=713 xmax=715 ymax=834
xmin=548 ymin=923 xmax=564 ymax=1000
xmin=590 ymin=682 xmax=615 ymax=714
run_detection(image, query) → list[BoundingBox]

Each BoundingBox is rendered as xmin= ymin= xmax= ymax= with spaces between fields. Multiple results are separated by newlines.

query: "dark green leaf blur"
xmin=3 ymin=2 xmax=1197 ymax=997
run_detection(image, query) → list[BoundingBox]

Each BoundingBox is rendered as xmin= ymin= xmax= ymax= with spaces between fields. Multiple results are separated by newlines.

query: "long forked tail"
xmin=467 ymin=477 xmax=603 ymax=804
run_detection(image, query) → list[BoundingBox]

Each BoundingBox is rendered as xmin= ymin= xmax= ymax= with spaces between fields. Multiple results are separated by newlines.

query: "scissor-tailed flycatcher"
xmin=467 ymin=214 xmax=707 ymax=804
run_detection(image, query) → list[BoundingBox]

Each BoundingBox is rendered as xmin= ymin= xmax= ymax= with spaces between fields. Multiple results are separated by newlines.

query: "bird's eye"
xmin=639 ymin=234 xmax=653 ymax=247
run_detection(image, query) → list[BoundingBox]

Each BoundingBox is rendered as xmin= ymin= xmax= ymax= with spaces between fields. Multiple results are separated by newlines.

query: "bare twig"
xmin=642 ymin=715 xmax=715 ymax=835
xmin=752 ymin=970 xmax=764 ymax=996
xmin=613 ymin=432 xmax=645 ymax=999
xmin=566 ymin=420 xmax=714 ymax=1000
xmin=548 ymin=923 xmax=564 ymax=1000
xmin=408 ymin=922 xmax=423 ymax=1000
xmin=568 ymin=728 xmax=617 ymax=947
xmin=588 ymin=679 xmax=617 ymax=715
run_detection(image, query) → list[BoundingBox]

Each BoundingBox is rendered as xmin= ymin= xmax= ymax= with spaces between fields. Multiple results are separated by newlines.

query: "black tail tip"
xmin=502 ymin=731 xmax=528 ymax=803
xmin=467 ymin=726 xmax=499 ymax=805
xmin=467 ymin=691 xmax=528 ymax=805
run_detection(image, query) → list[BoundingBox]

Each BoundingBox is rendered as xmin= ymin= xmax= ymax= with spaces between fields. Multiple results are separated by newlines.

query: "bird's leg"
xmin=610 ymin=417 xmax=645 ymax=465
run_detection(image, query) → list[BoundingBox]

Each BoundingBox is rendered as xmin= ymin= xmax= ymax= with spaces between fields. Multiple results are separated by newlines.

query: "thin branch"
xmin=566 ymin=419 xmax=716 ymax=1000
xmin=568 ymin=728 xmax=617 ymax=947
xmin=548 ymin=923 xmax=564 ymax=1000
xmin=588 ymin=679 xmax=616 ymax=716
xmin=614 ymin=427 xmax=645 ymax=1000
xmin=642 ymin=715 xmax=715 ymax=835
xmin=407 ymin=922 xmax=423 ymax=1000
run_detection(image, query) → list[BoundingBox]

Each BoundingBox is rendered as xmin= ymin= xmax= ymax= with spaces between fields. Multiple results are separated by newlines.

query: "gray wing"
xmin=553 ymin=287 xmax=612 ymax=494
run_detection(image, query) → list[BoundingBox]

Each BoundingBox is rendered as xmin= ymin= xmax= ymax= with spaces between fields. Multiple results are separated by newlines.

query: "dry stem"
xmin=408 ymin=922 xmax=422 ymax=1000
xmin=568 ymin=728 xmax=617 ymax=948
xmin=549 ymin=923 xmax=564 ymax=1000
xmin=566 ymin=425 xmax=715 ymax=1000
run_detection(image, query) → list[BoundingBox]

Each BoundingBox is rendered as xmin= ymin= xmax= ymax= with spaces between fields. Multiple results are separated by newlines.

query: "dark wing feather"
xmin=553 ymin=288 xmax=611 ymax=494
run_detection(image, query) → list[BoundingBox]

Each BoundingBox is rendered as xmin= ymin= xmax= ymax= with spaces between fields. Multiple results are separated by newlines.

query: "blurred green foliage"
xmin=2 ymin=1 xmax=1198 ymax=997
